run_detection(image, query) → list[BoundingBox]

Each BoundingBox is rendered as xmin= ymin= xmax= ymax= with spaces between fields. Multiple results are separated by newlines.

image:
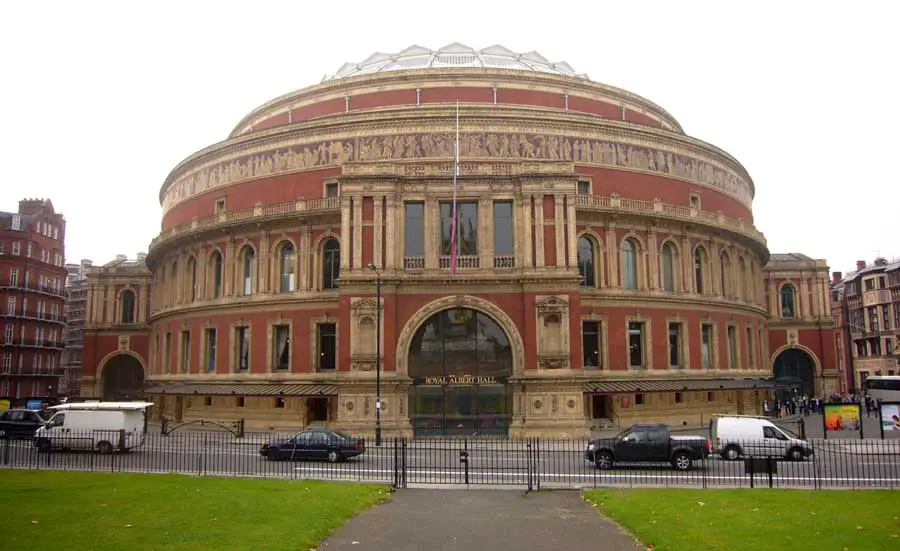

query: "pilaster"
xmin=648 ymin=229 xmax=659 ymax=290
xmin=534 ymin=194 xmax=545 ymax=268
xmin=566 ymin=196 xmax=577 ymax=268
xmin=519 ymin=196 xmax=532 ymax=267
xmin=352 ymin=197 xmax=363 ymax=271
xmin=340 ymin=196 xmax=352 ymax=271
xmin=681 ymin=234 xmax=692 ymax=293
xmin=300 ymin=225 xmax=312 ymax=291
xmin=424 ymin=198 xmax=439 ymax=269
xmin=606 ymin=222 xmax=618 ymax=287
xmin=479 ymin=196 xmax=493 ymax=269
xmin=554 ymin=194 xmax=565 ymax=267
xmin=374 ymin=195 xmax=384 ymax=269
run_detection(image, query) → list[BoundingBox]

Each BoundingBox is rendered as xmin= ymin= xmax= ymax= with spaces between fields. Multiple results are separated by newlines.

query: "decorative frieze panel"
xmin=535 ymin=295 xmax=570 ymax=370
xmin=163 ymin=131 xmax=752 ymax=213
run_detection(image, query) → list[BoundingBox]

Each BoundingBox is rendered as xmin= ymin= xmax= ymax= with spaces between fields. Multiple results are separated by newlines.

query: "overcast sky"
xmin=1 ymin=1 xmax=896 ymax=276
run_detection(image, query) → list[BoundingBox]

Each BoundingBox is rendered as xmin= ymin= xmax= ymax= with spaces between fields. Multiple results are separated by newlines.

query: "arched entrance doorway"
xmin=101 ymin=354 xmax=145 ymax=400
xmin=408 ymin=308 xmax=512 ymax=437
xmin=773 ymin=348 xmax=817 ymax=401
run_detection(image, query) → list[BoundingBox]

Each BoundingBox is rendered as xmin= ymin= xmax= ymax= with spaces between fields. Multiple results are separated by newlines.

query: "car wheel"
xmin=723 ymin=445 xmax=742 ymax=461
xmin=788 ymin=447 xmax=804 ymax=461
xmin=673 ymin=452 xmax=693 ymax=471
xmin=97 ymin=441 xmax=114 ymax=455
xmin=594 ymin=451 xmax=613 ymax=469
xmin=327 ymin=450 xmax=342 ymax=463
xmin=36 ymin=438 xmax=51 ymax=452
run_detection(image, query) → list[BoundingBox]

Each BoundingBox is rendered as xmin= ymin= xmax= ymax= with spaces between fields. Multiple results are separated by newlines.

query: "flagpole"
xmin=450 ymin=101 xmax=460 ymax=275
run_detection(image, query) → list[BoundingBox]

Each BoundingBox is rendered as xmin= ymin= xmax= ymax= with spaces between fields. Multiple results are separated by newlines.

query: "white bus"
xmin=863 ymin=375 xmax=900 ymax=402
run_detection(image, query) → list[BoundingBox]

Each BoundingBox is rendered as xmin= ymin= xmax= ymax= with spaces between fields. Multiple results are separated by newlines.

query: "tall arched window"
xmin=323 ymin=239 xmax=341 ymax=290
xmin=781 ymin=284 xmax=796 ymax=318
xmin=187 ymin=257 xmax=197 ymax=302
xmin=277 ymin=242 xmax=296 ymax=292
xmin=240 ymin=246 xmax=255 ymax=296
xmin=621 ymin=238 xmax=638 ymax=290
xmin=720 ymin=253 xmax=731 ymax=297
xmin=661 ymin=242 xmax=676 ymax=292
xmin=210 ymin=251 xmax=223 ymax=298
xmin=120 ymin=289 xmax=135 ymax=324
xmin=694 ymin=247 xmax=706 ymax=294
xmin=577 ymin=236 xmax=597 ymax=288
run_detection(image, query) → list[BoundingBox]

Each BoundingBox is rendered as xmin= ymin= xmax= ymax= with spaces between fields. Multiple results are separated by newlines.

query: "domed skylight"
xmin=323 ymin=43 xmax=588 ymax=81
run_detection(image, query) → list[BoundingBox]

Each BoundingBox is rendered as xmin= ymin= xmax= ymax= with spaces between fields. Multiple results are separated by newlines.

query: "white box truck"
xmin=34 ymin=401 xmax=154 ymax=454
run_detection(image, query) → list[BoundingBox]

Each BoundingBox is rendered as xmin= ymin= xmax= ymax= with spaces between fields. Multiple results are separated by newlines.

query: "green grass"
xmin=585 ymin=489 xmax=900 ymax=551
xmin=0 ymin=470 xmax=390 ymax=551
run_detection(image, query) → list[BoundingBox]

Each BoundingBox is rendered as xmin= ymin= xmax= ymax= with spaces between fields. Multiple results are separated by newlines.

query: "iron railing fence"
xmin=1 ymin=430 xmax=898 ymax=491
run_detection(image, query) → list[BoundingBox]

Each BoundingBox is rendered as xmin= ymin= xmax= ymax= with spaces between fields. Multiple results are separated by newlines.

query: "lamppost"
xmin=366 ymin=263 xmax=382 ymax=446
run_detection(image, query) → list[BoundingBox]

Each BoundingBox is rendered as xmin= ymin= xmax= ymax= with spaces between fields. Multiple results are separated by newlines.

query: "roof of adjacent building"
xmin=324 ymin=43 xmax=588 ymax=81
xmin=768 ymin=253 xmax=815 ymax=263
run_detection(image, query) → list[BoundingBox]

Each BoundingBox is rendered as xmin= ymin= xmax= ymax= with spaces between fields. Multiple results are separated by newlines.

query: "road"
xmin=3 ymin=427 xmax=899 ymax=490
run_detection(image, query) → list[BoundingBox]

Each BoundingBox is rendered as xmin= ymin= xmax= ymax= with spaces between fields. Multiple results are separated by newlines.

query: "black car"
xmin=0 ymin=409 xmax=53 ymax=439
xmin=260 ymin=429 xmax=366 ymax=463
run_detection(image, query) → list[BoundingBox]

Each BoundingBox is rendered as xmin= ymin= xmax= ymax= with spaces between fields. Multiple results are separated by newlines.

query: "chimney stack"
xmin=115 ymin=254 xmax=127 ymax=263
xmin=856 ymin=260 xmax=866 ymax=271
xmin=875 ymin=257 xmax=888 ymax=266
xmin=832 ymin=271 xmax=842 ymax=284
xmin=136 ymin=252 xmax=147 ymax=261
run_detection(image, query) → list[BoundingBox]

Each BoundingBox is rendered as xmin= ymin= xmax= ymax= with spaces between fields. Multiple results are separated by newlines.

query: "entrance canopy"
xmin=583 ymin=378 xmax=780 ymax=393
xmin=143 ymin=383 xmax=338 ymax=396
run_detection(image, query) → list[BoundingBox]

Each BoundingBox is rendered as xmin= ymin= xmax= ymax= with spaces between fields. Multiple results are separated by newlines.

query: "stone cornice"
xmin=579 ymin=292 xmax=769 ymax=318
xmin=159 ymin=104 xmax=754 ymax=207
xmin=228 ymin=68 xmax=684 ymax=138
xmin=147 ymin=292 xmax=341 ymax=325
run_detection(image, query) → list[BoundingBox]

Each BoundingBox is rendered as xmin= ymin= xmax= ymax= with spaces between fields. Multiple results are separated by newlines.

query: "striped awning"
xmin=143 ymin=383 xmax=339 ymax=397
xmin=583 ymin=378 xmax=780 ymax=393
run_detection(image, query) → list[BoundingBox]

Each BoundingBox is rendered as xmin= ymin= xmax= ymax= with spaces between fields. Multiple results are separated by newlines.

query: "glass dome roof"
xmin=324 ymin=43 xmax=588 ymax=81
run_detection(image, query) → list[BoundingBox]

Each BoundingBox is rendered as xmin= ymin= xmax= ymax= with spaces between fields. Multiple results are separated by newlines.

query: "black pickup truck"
xmin=585 ymin=423 xmax=711 ymax=471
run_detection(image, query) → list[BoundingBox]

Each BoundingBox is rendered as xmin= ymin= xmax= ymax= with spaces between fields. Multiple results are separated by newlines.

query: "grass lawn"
xmin=585 ymin=489 xmax=900 ymax=551
xmin=0 ymin=470 xmax=390 ymax=551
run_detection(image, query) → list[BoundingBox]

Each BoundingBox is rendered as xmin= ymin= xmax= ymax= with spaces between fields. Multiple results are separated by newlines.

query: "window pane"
xmin=669 ymin=324 xmax=680 ymax=366
xmin=441 ymin=202 xmax=478 ymax=255
xmin=662 ymin=245 xmax=675 ymax=291
xmin=628 ymin=322 xmax=643 ymax=367
xmin=493 ymin=202 xmax=513 ymax=255
xmin=578 ymin=237 xmax=595 ymax=287
xmin=404 ymin=203 xmax=424 ymax=256
xmin=582 ymin=321 xmax=600 ymax=368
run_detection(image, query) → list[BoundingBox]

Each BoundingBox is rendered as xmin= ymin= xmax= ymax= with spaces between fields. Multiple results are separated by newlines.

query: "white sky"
xmin=1 ymin=0 xmax=896 ymax=276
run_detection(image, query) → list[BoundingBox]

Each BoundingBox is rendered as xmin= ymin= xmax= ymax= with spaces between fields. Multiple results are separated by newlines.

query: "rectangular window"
xmin=864 ymin=278 xmax=875 ymax=291
xmin=668 ymin=323 xmax=682 ymax=368
xmin=746 ymin=326 xmax=755 ymax=368
xmin=628 ymin=321 xmax=645 ymax=368
xmin=164 ymin=332 xmax=172 ymax=374
xmin=635 ymin=393 xmax=645 ymax=405
xmin=577 ymin=181 xmax=590 ymax=195
xmin=10 ymin=268 xmax=18 ymax=286
xmin=205 ymin=328 xmax=217 ymax=372
xmin=883 ymin=306 xmax=891 ymax=330
xmin=325 ymin=182 xmax=339 ymax=197
xmin=204 ymin=397 xmax=212 ymax=407
xmin=4 ymin=324 xmax=12 ymax=344
xmin=0 ymin=242 xmax=4 ymax=255
xmin=6 ymin=297 xmax=15 ymax=316
xmin=236 ymin=326 xmax=250 ymax=371
xmin=886 ymin=338 xmax=894 ymax=356
xmin=12 ymin=241 xmax=20 ymax=255
xmin=440 ymin=201 xmax=478 ymax=256
xmin=404 ymin=202 xmax=425 ymax=257
xmin=11 ymin=215 xmax=21 ymax=231
xmin=582 ymin=321 xmax=601 ymax=369
xmin=214 ymin=199 xmax=226 ymax=213
xmin=273 ymin=325 xmax=290 ymax=370
xmin=180 ymin=330 xmax=190 ymax=373
xmin=727 ymin=326 xmax=737 ymax=369
xmin=493 ymin=201 xmax=514 ymax=261
xmin=1 ymin=354 xmax=10 ymax=374
xmin=701 ymin=324 xmax=713 ymax=369
xmin=675 ymin=392 xmax=683 ymax=403
xmin=26 ymin=242 xmax=32 ymax=258
xmin=868 ymin=307 xmax=879 ymax=332
xmin=318 ymin=323 xmax=337 ymax=371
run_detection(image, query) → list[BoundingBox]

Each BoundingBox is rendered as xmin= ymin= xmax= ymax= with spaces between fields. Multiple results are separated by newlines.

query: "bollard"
xmin=459 ymin=446 xmax=470 ymax=486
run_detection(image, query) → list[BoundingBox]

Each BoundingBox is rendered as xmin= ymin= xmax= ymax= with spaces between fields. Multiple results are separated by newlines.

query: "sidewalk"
xmin=318 ymin=489 xmax=643 ymax=551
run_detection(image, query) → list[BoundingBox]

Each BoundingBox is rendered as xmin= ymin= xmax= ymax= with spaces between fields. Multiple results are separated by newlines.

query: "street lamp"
xmin=366 ymin=263 xmax=382 ymax=447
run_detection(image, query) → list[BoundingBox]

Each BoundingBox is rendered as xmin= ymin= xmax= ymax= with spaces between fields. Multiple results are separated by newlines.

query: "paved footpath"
xmin=319 ymin=489 xmax=644 ymax=551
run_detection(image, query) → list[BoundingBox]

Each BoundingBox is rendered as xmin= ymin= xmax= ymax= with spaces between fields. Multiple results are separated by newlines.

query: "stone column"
xmin=800 ymin=277 xmax=811 ymax=319
xmin=566 ymin=196 xmax=577 ymax=268
xmin=480 ymin=196 xmax=493 ymax=269
xmin=424 ymin=198 xmax=439 ymax=269
xmin=554 ymin=194 xmax=565 ymax=268
xmin=768 ymin=281 xmax=778 ymax=314
xmin=682 ymin=235 xmax=692 ymax=293
xmin=104 ymin=285 xmax=114 ymax=324
xmin=519 ymin=195 xmax=532 ymax=268
xmin=606 ymin=222 xmax=618 ymax=287
xmin=225 ymin=239 xmax=236 ymax=296
xmin=300 ymin=225 xmax=312 ymax=291
xmin=258 ymin=230 xmax=269 ymax=293
xmin=352 ymin=197 xmax=363 ymax=272
xmin=533 ymin=194 xmax=545 ymax=268
xmin=648 ymin=229 xmax=659 ymax=290
xmin=383 ymin=195 xmax=396 ymax=270
xmin=340 ymin=196 xmax=352 ymax=271
xmin=374 ymin=195 xmax=384 ymax=269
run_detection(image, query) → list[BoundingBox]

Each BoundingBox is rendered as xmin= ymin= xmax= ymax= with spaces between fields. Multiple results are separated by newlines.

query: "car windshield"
xmin=776 ymin=425 xmax=799 ymax=439
xmin=330 ymin=430 xmax=352 ymax=440
xmin=36 ymin=410 xmax=53 ymax=421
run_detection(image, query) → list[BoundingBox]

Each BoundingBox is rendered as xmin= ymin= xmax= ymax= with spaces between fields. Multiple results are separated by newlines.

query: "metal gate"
xmin=391 ymin=437 xmax=541 ymax=490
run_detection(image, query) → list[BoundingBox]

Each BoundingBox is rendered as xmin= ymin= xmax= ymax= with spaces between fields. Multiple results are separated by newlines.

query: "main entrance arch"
xmin=772 ymin=347 xmax=817 ymax=400
xmin=100 ymin=354 xmax=145 ymax=400
xmin=408 ymin=307 xmax=513 ymax=437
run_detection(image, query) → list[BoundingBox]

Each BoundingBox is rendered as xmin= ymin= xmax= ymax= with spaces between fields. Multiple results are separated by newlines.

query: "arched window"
xmin=277 ymin=242 xmax=296 ymax=293
xmin=120 ymin=290 xmax=135 ymax=324
xmin=240 ymin=246 xmax=255 ymax=296
xmin=720 ymin=253 xmax=731 ymax=297
xmin=621 ymin=238 xmax=638 ymax=290
xmin=577 ymin=236 xmax=597 ymax=288
xmin=661 ymin=242 xmax=676 ymax=292
xmin=781 ymin=284 xmax=796 ymax=318
xmin=323 ymin=239 xmax=340 ymax=290
xmin=187 ymin=257 xmax=197 ymax=302
xmin=210 ymin=251 xmax=223 ymax=298
xmin=694 ymin=247 xmax=706 ymax=294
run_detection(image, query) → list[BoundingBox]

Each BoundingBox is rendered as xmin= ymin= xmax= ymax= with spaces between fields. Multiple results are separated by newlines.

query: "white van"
xmin=710 ymin=414 xmax=813 ymax=461
xmin=34 ymin=401 xmax=153 ymax=454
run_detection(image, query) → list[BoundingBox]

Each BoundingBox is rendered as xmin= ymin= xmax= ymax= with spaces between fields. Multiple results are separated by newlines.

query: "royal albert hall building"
xmin=79 ymin=44 xmax=787 ymax=437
